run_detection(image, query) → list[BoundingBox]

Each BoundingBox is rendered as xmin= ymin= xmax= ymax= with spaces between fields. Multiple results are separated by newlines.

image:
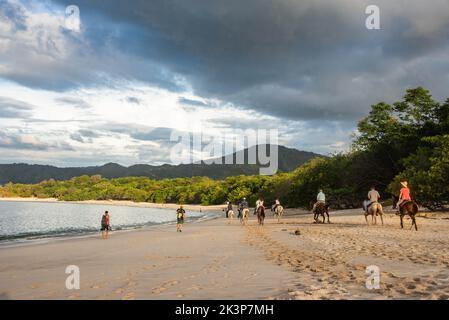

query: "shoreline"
xmin=1 ymin=208 xmax=449 ymax=299
xmin=0 ymin=197 xmax=224 ymax=212
xmin=0 ymin=197 xmax=223 ymax=247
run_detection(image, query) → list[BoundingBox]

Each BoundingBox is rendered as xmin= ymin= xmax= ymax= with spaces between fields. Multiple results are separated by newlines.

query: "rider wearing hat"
xmin=397 ymin=181 xmax=411 ymax=211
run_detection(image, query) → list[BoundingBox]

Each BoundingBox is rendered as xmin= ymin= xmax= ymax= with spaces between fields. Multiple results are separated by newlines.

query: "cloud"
xmin=1 ymin=0 xmax=449 ymax=166
xmin=0 ymin=130 xmax=74 ymax=151
xmin=44 ymin=0 xmax=449 ymax=122
xmin=70 ymin=129 xmax=103 ymax=143
xmin=0 ymin=0 xmax=27 ymax=31
xmin=178 ymin=97 xmax=208 ymax=107
xmin=0 ymin=96 xmax=34 ymax=118
xmin=55 ymin=96 xmax=92 ymax=109
xmin=126 ymin=96 xmax=141 ymax=105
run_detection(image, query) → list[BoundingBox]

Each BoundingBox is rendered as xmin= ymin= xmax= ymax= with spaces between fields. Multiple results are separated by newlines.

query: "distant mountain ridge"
xmin=0 ymin=145 xmax=323 ymax=184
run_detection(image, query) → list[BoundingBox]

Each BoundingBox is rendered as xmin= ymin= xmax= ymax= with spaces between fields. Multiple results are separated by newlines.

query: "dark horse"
xmin=256 ymin=206 xmax=265 ymax=226
xmin=392 ymin=196 xmax=419 ymax=231
xmin=311 ymin=202 xmax=330 ymax=223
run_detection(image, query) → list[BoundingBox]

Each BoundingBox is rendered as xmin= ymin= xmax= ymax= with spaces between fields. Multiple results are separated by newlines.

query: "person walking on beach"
xmin=101 ymin=210 xmax=111 ymax=239
xmin=176 ymin=205 xmax=186 ymax=232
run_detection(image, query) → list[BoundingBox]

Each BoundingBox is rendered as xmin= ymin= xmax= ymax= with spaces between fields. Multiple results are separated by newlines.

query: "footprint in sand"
xmin=152 ymin=280 xmax=179 ymax=294
xmin=121 ymin=292 xmax=135 ymax=300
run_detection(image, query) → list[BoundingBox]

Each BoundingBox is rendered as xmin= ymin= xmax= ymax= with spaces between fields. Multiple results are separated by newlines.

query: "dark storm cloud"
xmin=3 ymin=0 xmax=449 ymax=123
xmin=47 ymin=0 xmax=449 ymax=121
xmin=0 ymin=97 xmax=34 ymax=118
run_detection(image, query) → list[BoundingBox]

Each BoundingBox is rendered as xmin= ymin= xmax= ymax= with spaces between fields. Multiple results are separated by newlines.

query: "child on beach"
xmin=176 ymin=206 xmax=186 ymax=232
xmin=101 ymin=210 xmax=111 ymax=239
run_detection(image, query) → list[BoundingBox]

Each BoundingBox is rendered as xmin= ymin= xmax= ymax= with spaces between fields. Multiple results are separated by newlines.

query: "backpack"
xmin=101 ymin=214 xmax=106 ymax=225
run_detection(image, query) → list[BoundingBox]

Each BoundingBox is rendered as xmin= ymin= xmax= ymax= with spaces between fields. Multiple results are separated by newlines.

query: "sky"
xmin=0 ymin=0 xmax=448 ymax=167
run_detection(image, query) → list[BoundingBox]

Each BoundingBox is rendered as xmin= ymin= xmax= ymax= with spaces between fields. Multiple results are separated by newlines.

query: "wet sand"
xmin=0 ymin=207 xmax=448 ymax=300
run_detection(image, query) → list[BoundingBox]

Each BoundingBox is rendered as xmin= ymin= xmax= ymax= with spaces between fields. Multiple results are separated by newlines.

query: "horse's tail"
xmin=412 ymin=202 xmax=419 ymax=214
xmin=377 ymin=203 xmax=384 ymax=216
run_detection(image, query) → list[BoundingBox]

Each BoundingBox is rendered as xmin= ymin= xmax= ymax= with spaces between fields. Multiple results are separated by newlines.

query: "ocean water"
xmin=0 ymin=201 xmax=213 ymax=242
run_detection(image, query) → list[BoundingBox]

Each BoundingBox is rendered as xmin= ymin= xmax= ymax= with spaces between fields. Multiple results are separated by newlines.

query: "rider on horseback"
xmin=238 ymin=198 xmax=248 ymax=218
xmin=225 ymin=201 xmax=233 ymax=218
xmin=364 ymin=186 xmax=381 ymax=213
xmin=312 ymin=189 xmax=326 ymax=214
xmin=397 ymin=181 xmax=411 ymax=212
xmin=272 ymin=198 xmax=281 ymax=212
xmin=255 ymin=197 xmax=264 ymax=215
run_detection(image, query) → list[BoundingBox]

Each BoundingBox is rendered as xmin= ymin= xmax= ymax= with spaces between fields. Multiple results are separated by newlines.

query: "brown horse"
xmin=392 ymin=196 xmax=419 ymax=231
xmin=313 ymin=202 xmax=330 ymax=223
xmin=257 ymin=206 xmax=265 ymax=226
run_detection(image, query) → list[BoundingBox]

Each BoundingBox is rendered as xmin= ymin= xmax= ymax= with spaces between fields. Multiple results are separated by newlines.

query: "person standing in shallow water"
xmin=101 ymin=210 xmax=111 ymax=239
xmin=176 ymin=206 xmax=186 ymax=232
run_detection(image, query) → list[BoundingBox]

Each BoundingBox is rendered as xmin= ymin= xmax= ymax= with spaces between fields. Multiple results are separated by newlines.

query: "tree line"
xmin=1 ymin=87 xmax=448 ymax=209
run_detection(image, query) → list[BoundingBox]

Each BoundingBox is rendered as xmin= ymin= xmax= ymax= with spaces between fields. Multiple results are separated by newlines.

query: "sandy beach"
xmin=1 ymin=204 xmax=449 ymax=300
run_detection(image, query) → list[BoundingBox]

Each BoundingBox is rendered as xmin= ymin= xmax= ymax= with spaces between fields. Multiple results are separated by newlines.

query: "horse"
xmin=240 ymin=208 xmax=250 ymax=225
xmin=363 ymin=201 xmax=384 ymax=225
xmin=392 ymin=196 xmax=419 ymax=231
xmin=256 ymin=206 xmax=265 ymax=226
xmin=227 ymin=210 xmax=235 ymax=224
xmin=272 ymin=205 xmax=284 ymax=222
xmin=313 ymin=202 xmax=330 ymax=223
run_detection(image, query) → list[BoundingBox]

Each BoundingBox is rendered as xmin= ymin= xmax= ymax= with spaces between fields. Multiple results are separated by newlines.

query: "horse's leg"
xmin=410 ymin=215 xmax=418 ymax=231
xmin=400 ymin=215 xmax=404 ymax=229
xmin=365 ymin=214 xmax=369 ymax=225
xmin=326 ymin=211 xmax=330 ymax=223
